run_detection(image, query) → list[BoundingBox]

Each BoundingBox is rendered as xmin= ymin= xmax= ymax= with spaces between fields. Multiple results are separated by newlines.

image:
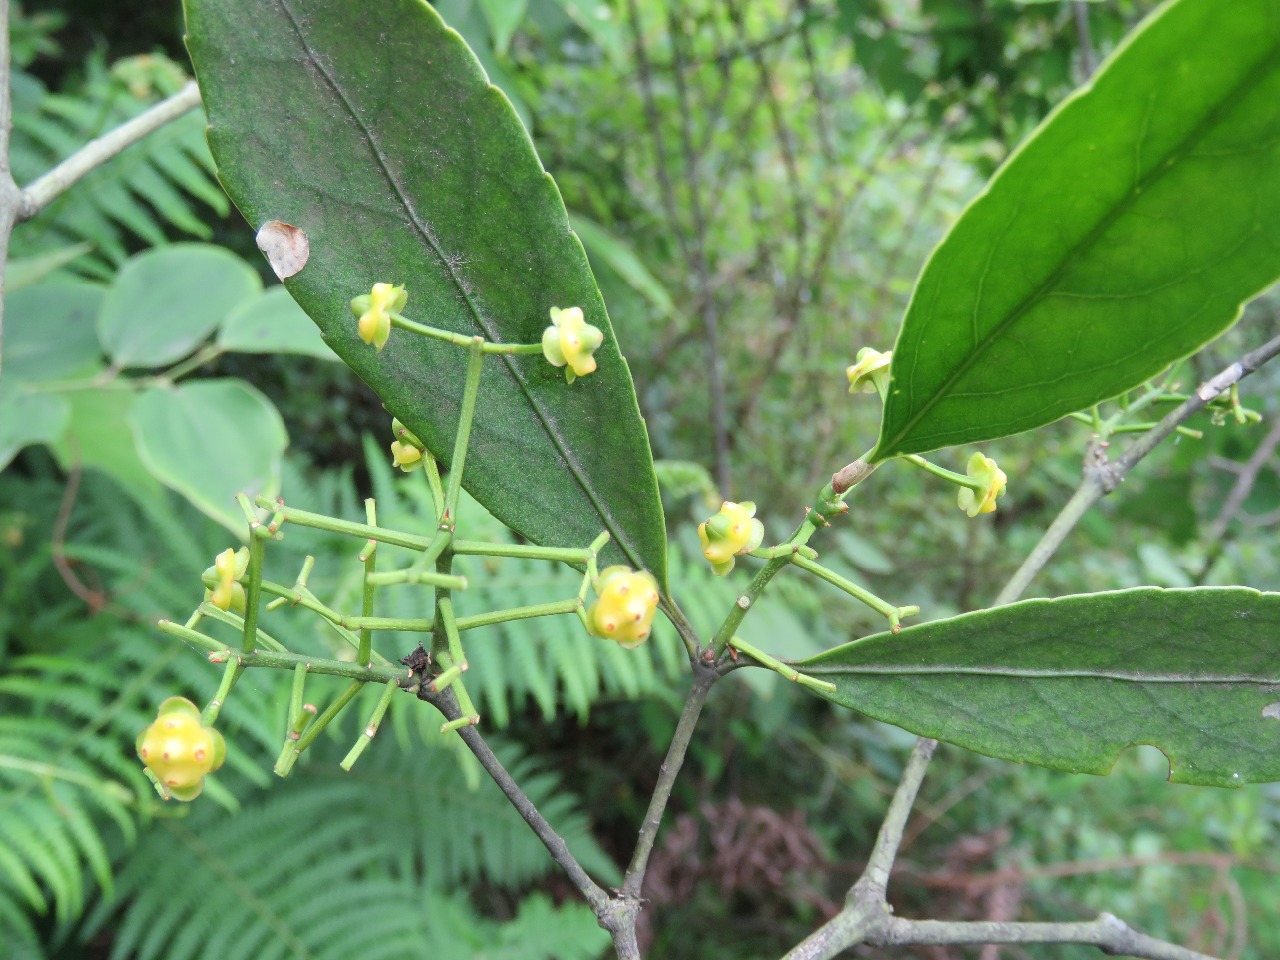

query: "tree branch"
xmin=621 ymin=661 xmax=717 ymax=899
xmin=17 ymin=81 xmax=202 ymax=218
xmin=419 ymin=685 xmax=612 ymax=916
xmin=997 ymin=332 xmax=1280 ymax=605
xmin=875 ymin=914 xmax=1219 ymax=960
xmin=0 ymin=0 xmax=18 ymax=380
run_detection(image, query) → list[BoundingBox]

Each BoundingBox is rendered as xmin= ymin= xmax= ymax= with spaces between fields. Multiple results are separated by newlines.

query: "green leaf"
xmin=98 ymin=244 xmax=261 ymax=369
xmin=217 ymin=287 xmax=338 ymax=360
xmin=798 ymin=587 xmax=1280 ymax=787
xmin=4 ymin=281 xmax=103 ymax=383
xmin=49 ymin=390 xmax=163 ymax=499
xmin=0 ymin=382 xmax=69 ymax=471
xmin=186 ymin=0 xmax=668 ymax=588
xmin=478 ymin=0 xmax=528 ymax=55
xmin=130 ymin=380 xmax=287 ymax=533
xmin=571 ymin=215 xmax=674 ymax=316
xmin=873 ymin=0 xmax=1280 ymax=460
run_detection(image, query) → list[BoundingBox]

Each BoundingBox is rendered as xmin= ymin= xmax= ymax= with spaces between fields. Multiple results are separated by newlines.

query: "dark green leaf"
xmin=873 ymin=0 xmax=1280 ymax=460
xmin=798 ymin=587 xmax=1280 ymax=787
xmin=186 ymin=0 xmax=668 ymax=587
xmin=131 ymin=380 xmax=287 ymax=533
xmin=98 ymin=244 xmax=260 ymax=369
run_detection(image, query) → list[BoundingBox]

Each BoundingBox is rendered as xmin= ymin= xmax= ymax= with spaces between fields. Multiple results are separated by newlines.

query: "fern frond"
xmin=9 ymin=53 xmax=227 ymax=273
xmin=87 ymin=738 xmax=612 ymax=960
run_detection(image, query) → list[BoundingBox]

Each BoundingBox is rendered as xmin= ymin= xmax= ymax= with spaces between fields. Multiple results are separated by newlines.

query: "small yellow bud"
xmin=350 ymin=282 xmax=407 ymax=352
xmin=542 ymin=306 xmax=604 ymax=383
xmin=847 ymin=347 xmax=892 ymax=395
xmin=697 ymin=501 xmax=766 ymax=576
xmin=207 ymin=547 xmax=249 ymax=612
xmin=136 ymin=697 xmax=226 ymax=802
xmin=586 ymin=566 xmax=660 ymax=648
xmin=957 ymin=452 xmax=1007 ymax=517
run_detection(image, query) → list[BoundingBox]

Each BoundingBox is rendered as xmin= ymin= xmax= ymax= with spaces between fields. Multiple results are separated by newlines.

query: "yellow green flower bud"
xmin=205 ymin=547 xmax=249 ymax=612
xmin=697 ymin=501 xmax=766 ymax=576
xmin=586 ymin=566 xmax=660 ymax=648
xmin=542 ymin=306 xmax=604 ymax=384
xmin=136 ymin=697 xmax=226 ymax=801
xmin=388 ymin=417 xmax=426 ymax=471
xmin=390 ymin=440 xmax=423 ymax=471
xmin=847 ymin=347 xmax=892 ymax=395
xmin=350 ymin=282 xmax=407 ymax=352
xmin=957 ymin=452 xmax=1007 ymax=517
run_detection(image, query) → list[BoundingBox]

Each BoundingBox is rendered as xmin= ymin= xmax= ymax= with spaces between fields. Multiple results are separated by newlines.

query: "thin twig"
xmin=667 ymin=1 xmax=733 ymax=495
xmin=1074 ymin=1 xmax=1097 ymax=80
xmin=998 ymin=333 xmax=1280 ymax=605
xmin=419 ymin=685 xmax=612 ymax=915
xmin=875 ymin=914 xmax=1218 ymax=960
xmin=621 ymin=662 xmax=717 ymax=898
xmin=0 ymin=1 xmax=18 ymax=379
xmin=18 ymin=81 xmax=202 ymax=218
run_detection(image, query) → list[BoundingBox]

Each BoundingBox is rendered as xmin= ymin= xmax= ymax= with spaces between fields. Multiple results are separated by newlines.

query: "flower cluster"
xmin=957 ymin=452 xmax=1007 ymax=517
xmin=586 ymin=566 xmax=660 ymax=648
xmin=541 ymin=306 xmax=603 ymax=383
xmin=697 ymin=501 xmax=765 ymax=576
xmin=350 ymin=282 xmax=407 ymax=351
xmin=136 ymin=697 xmax=226 ymax=801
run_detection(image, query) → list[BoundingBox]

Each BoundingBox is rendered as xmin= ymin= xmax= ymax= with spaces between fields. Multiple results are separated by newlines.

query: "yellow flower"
xmin=389 ymin=419 xmax=426 ymax=472
xmin=542 ymin=306 xmax=603 ymax=383
xmin=136 ymin=697 xmax=226 ymax=802
xmin=587 ymin=566 xmax=660 ymax=648
xmin=207 ymin=547 xmax=248 ymax=612
xmin=957 ymin=452 xmax=1007 ymax=517
xmin=350 ymin=282 xmax=407 ymax=351
xmin=847 ymin=347 xmax=892 ymax=395
xmin=697 ymin=501 xmax=765 ymax=576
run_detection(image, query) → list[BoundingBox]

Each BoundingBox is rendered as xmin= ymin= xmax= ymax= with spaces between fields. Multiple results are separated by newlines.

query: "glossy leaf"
xmin=131 ymin=380 xmax=287 ymax=534
xmin=218 ymin=287 xmax=338 ymax=361
xmin=873 ymin=0 xmax=1280 ymax=460
xmin=186 ymin=0 xmax=668 ymax=586
xmin=98 ymin=244 xmax=261 ymax=369
xmin=798 ymin=587 xmax=1280 ymax=786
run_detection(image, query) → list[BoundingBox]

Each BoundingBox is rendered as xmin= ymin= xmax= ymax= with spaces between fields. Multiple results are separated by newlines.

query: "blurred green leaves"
xmin=1 ymin=244 xmax=330 ymax=532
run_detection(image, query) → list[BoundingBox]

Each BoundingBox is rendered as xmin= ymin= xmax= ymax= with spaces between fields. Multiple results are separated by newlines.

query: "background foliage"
xmin=3 ymin=0 xmax=1280 ymax=958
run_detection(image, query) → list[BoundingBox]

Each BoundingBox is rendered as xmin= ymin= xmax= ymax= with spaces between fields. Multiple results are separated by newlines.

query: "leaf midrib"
xmin=876 ymin=37 xmax=1280 ymax=459
xmin=277 ymin=0 xmax=647 ymax=572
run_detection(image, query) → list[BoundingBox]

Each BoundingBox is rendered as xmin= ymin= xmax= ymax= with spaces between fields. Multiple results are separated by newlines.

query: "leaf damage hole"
xmin=1262 ymin=702 xmax=1280 ymax=720
xmin=256 ymin=220 xmax=310 ymax=279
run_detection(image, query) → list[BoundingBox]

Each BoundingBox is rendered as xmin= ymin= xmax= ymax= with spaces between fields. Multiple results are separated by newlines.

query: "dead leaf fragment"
xmin=1263 ymin=702 xmax=1280 ymax=720
xmin=256 ymin=220 xmax=309 ymax=279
